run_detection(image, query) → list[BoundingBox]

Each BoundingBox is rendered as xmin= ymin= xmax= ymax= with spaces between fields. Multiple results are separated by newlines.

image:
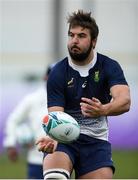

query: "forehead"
xmin=69 ymin=26 xmax=90 ymax=35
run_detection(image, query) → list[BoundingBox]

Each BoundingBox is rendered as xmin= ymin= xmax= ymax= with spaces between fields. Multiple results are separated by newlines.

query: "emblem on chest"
xmin=67 ymin=78 xmax=74 ymax=88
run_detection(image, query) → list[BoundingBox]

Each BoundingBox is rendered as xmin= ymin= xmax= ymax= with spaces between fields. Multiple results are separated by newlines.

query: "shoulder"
xmin=53 ymin=57 xmax=68 ymax=71
xmin=97 ymin=53 xmax=128 ymax=86
xmin=97 ymin=53 xmax=121 ymax=67
xmin=49 ymin=57 xmax=69 ymax=79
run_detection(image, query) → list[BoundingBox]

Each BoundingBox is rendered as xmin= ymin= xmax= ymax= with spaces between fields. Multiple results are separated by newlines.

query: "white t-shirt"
xmin=3 ymin=86 xmax=47 ymax=164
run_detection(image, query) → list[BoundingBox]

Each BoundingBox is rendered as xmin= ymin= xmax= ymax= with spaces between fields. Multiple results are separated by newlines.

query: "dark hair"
xmin=67 ymin=10 xmax=99 ymax=40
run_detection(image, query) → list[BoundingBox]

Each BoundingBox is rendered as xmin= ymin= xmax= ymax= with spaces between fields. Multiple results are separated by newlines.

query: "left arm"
xmin=80 ymin=85 xmax=131 ymax=117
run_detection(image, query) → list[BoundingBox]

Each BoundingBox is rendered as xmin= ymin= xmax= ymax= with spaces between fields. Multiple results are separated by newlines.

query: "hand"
xmin=7 ymin=147 xmax=18 ymax=162
xmin=80 ymin=97 xmax=105 ymax=117
xmin=35 ymin=136 xmax=57 ymax=153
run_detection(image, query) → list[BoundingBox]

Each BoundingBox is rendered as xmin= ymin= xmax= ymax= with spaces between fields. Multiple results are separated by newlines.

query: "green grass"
xmin=0 ymin=151 xmax=27 ymax=179
xmin=0 ymin=150 xmax=138 ymax=179
xmin=112 ymin=150 xmax=138 ymax=179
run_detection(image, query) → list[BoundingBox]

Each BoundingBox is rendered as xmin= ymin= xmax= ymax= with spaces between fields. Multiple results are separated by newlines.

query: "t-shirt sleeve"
xmin=105 ymin=59 xmax=128 ymax=88
xmin=47 ymin=68 xmax=65 ymax=108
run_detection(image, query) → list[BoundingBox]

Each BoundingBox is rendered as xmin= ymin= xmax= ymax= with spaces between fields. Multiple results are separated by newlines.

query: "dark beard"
xmin=68 ymin=42 xmax=92 ymax=62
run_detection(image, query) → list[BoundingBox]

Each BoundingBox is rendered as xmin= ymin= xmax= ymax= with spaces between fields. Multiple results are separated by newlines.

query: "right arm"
xmin=48 ymin=106 xmax=64 ymax=112
xmin=36 ymin=63 xmax=66 ymax=153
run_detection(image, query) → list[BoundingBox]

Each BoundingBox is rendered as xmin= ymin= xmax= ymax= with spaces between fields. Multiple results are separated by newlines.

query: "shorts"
xmin=27 ymin=163 xmax=43 ymax=179
xmin=44 ymin=134 xmax=115 ymax=178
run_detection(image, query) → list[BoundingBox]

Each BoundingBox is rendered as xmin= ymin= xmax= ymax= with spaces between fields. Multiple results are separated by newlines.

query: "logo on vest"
xmin=94 ymin=71 xmax=100 ymax=82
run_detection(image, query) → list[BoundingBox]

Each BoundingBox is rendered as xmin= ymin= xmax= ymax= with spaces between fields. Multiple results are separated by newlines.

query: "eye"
xmin=78 ymin=33 xmax=87 ymax=38
xmin=68 ymin=32 xmax=74 ymax=38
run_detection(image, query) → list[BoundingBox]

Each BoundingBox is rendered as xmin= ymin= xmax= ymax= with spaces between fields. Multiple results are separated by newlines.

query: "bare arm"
xmin=80 ymin=85 xmax=131 ymax=117
xmin=48 ymin=106 xmax=64 ymax=113
xmin=102 ymin=85 xmax=131 ymax=115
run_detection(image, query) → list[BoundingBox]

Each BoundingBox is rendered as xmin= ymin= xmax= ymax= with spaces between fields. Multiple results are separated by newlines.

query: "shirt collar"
xmin=68 ymin=51 xmax=97 ymax=77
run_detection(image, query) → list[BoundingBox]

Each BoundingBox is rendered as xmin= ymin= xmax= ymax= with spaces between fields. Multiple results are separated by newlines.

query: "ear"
xmin=92 ymin=38 xmax=97 ymax=49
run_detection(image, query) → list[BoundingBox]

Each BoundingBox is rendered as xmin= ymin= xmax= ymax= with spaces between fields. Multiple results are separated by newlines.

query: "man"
xmin=36 ymin=10 xmax=131 ymax=179
xmin=3 ymin=64 xmax=54 ymax=179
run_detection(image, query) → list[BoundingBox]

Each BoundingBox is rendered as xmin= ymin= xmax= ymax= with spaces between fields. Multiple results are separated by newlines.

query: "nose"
xmin=72 ymin=35 xmax=79 ymax=44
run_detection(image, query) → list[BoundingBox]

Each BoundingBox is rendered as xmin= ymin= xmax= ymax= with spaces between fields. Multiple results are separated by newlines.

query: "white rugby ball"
xmin=42 ymin=111 xmax=80 ymax=143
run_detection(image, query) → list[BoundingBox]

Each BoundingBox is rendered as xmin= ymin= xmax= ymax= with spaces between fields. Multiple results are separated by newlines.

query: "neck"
xmin=71 ymin=50 xmax=94 ymax=66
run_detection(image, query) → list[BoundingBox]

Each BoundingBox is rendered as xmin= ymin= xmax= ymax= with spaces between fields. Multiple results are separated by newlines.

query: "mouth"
xmin=71 ymin=46 xmax=80 ymax=52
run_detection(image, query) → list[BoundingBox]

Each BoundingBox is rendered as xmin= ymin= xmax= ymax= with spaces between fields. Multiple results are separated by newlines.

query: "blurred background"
xmin=0 ymin=0 xmax=138 ymax=178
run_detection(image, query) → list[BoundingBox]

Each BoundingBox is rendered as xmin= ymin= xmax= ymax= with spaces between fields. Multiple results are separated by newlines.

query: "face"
xmin=67 ymin=26 xmax=94 ymax=63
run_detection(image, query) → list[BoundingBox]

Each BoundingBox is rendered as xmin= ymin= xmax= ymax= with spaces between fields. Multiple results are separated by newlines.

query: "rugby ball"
xmin=42 ymin=111 xmax=80 ymax=143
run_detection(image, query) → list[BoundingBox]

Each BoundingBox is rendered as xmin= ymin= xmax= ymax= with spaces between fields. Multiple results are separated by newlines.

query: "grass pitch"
xmin=0 ymin=150 xmax=138 ymax=179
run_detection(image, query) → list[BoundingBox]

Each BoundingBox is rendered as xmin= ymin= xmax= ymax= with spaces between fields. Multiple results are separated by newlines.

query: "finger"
xmin=81 ymin=107 xmax=94 ymax=114
xmin=81 ymin=97 xmax=93 ymax=105
xmin=43 ymin=143 xmax=54 ymax=153
xmin=80 ymin=102 xmax=95 ymax=111
xmin=81 ymin=109 xmax=100 ymax=118
xmin=35 ymin=136 xmax=52 ymax=145
xmin=35 ymin=141 xmax=40 ymax=145
xmin=82 ymin=97 xmax=101 ymax=106
xmin=35 ymin=137 xmax=45 ymax=145
xmin=36 ymin=142 xmax=46 ymax=151
xmin=81 ymin=110 xmax=92 ymax=117
xmin=92 ymin=97 xmax=100 ymax=102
